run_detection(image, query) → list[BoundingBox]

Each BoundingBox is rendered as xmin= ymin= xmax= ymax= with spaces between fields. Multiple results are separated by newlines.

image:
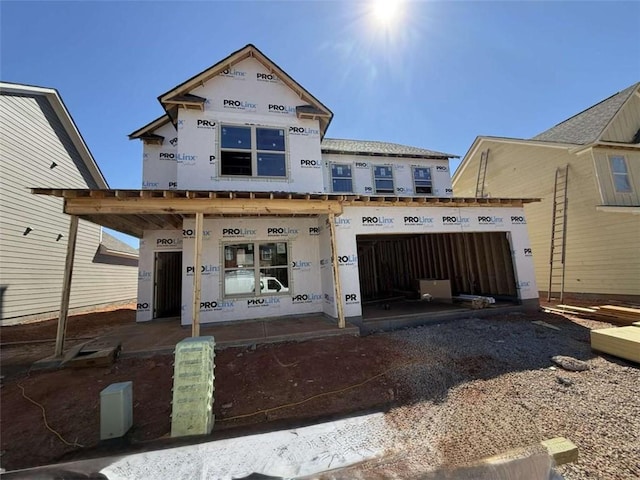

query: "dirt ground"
xmin=1 ymin=307 xmax=638 ymax=479
xmin=0 ymin=310 xmax=405 ymax=472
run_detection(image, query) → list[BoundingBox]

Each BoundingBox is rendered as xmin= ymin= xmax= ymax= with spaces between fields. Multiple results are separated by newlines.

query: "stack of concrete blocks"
xmin=171 ymin=336 xmax=216 ymax=437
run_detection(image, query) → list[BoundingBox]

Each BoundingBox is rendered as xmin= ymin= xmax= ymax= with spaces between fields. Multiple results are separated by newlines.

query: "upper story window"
xmin=373 ymin=165 xmax=394 ymax=194
xmin=609 ymin=155 xmax=632 ymax=193
xmin=412 ymin=167 xmax=432 ymax=194
xmin=220 ymin=125 xmax=286 ymax=177
xmin=331 ymin=164 xmax=353 ymax=192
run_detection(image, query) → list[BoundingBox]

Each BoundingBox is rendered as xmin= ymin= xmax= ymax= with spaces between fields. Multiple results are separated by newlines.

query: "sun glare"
xmin=371 ymin=0 xmax=404 ymax=27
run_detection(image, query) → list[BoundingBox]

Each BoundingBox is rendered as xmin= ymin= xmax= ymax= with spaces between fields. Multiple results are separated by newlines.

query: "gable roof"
xmin=0 ymin=81 xmax=109 ymax=188
xmin=532 ymin=82 xmax=640 ymax=145
xmin=157 ymin=44 xmax=334 ymax=137
xmin=321 ymin=138 xmax=457 ymax=159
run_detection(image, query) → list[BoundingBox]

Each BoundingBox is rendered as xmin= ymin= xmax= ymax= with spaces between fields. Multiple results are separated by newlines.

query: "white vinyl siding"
xmin=0 ymin=93 xmax=137 ymax=324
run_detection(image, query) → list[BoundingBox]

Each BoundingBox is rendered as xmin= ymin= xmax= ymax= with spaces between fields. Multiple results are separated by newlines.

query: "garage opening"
xmin=357 ymin=232 xmax=518 ymax=316
xmin=154 ymin=251 xmax=182 ymax=318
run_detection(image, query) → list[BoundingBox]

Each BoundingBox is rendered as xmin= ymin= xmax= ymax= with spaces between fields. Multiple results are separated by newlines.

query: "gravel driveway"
xmin=371 ymin=312 xmax=640 ymax=479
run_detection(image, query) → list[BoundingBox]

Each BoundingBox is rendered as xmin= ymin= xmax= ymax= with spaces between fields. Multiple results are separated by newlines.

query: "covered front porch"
xmin=31 ymin=188 xmax=539 ymax=359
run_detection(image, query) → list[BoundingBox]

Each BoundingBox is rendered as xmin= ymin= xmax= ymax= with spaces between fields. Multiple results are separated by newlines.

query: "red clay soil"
xmin=1 ymin=330 xmax=408 ymax=471
xmin=0 ymin=305 xmax=136 ymax=344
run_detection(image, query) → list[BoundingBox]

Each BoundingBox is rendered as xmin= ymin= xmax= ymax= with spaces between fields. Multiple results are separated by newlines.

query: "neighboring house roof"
xmin=156 ymin=44 xmax=334 ymax=138
xmin=0 ymin=81 xmax=109 ymax=189
xmin=321 ymin=138 xmax=457 ymax=159
xmin=99 ymin=231 xmax=139 ymax=257
xmin=532 ymin=82 xmax=640 ymax=145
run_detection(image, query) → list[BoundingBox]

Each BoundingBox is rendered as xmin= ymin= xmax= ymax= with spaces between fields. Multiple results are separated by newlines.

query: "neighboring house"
xmin=0 ymin=82 xmax=139 ymax=325
xmin=34 ymin=44 xmax=539 ymax=331
xmin=453 ymin=82 xmax=640 ymax=303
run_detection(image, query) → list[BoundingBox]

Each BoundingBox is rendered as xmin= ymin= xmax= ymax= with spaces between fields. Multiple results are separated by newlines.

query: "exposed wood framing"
xmin=55 ymin=215 xmax=79 ymax=357
xmin=192 ymin=213 xmax=204 ymax=337
xmin=328 ymin=213 xmax=346 ymax=328
xmin=357 ymin=232 xmax=517 ymax=301
xmin=62 ymin=197 xmax=343 ymax=216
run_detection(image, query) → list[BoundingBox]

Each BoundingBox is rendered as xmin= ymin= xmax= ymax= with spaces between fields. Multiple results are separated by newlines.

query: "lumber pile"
xmin=591 ymin=327 xmax=640 ymax=364
xmin=543 ymin=304 xmax=640 ymax=326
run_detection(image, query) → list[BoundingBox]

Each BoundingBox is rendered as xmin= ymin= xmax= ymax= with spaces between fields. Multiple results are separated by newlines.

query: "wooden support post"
xmin=328 ymin=213 xmax=346 ymax=329
xmin=54 ymin=215 xmax=79 ymax=357
xmin=192 ymin=213 xmax=204 ymax=337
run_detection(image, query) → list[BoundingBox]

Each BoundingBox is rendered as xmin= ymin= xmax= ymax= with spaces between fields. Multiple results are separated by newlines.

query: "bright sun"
xmin=371 ymin=0 xmax=404 ymax=27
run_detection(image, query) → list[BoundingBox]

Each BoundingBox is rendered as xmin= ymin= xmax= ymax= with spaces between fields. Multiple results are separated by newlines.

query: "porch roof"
xmin=31 ymin=188 xmax=540 ymax=238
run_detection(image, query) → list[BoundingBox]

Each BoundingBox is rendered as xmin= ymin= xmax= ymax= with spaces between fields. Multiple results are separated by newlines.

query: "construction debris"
xmin=551 ymin=355 xmax=590 ymax=372
xmin=453 ymin=295 xmax=496 ymax=309
xmin=544 ymin=303 xmax=640 ymax=326
xmin=540 ymin=437 xmax=579 ymax=466
xmin=65 ymin=338 xmax=122 ymax=368
xmin=532 ymin=320 xmax=561 ymax=331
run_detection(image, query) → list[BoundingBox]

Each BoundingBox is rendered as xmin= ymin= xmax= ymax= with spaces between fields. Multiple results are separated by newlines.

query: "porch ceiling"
xmin=31 ymin=188 xmax=540 ymax=238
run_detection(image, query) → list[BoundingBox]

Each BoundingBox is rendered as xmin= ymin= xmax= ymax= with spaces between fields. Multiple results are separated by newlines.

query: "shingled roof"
xmin=321 ymin=138 xmax=457 ymax=159
xmin=532 ymin=82 xmax=640 ymax=145
xmin=100 ymin=231 xmax=138 ymax=257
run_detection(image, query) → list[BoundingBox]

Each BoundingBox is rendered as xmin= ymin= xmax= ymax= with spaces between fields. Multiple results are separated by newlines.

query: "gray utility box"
xmin=100 ymin=381 xmax=133 ymax=440
xmin=416 ymin=279 xmax=452 ymax=303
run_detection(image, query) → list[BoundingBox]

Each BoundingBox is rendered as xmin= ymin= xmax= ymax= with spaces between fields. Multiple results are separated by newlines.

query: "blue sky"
xmin=2 ymin=1 xmax=639 ymax=246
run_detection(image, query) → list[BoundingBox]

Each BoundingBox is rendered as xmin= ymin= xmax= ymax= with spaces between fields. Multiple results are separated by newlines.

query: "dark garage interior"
xmin=356 ymin=232 xmax=518 ymax=309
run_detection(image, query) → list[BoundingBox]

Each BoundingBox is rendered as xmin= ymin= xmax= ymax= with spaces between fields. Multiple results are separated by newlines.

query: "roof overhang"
xmin=570 ymin=141 xmax=640 ymax=155
xmin=32 ymin=188 xmax=540 ymax=239
xmin=98 ymin=244 xmax=139 ymax=259
xmin=156 ymin=44 xmax=334 ymax=138
xmin=322 ymin=149 xmax=454 ymax=160
xmin=128 ymin=115 xmax=172 ymax=142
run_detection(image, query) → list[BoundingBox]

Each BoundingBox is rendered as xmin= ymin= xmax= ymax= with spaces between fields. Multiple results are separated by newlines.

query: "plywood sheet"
xmin=591 ymin=327 xmax=640 ymax=363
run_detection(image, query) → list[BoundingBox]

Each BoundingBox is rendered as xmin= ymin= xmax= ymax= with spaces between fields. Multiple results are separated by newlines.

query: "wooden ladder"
xmin=475 ymin=149 xmax=489 ymax=198
xmin=547 ymin=165 xmax=569 ymax=302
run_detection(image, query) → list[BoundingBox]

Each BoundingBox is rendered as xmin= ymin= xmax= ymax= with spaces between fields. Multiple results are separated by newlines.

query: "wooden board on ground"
xmin=591 ymin=327 xmax=640 ymax=364
xmin=599 ymin=305 xmax=640 ymax=315
xmin=557 ymin=304 xmax=598 ymax=313
xmin=67 ymin=338 xmax=122 ymax=368
xmin=544 ymin=304 xmax=640 ymax=326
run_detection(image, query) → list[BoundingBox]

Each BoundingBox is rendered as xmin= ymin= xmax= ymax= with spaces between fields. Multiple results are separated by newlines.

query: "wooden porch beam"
xmin=55 ymin=215 xmax=79 ymax=357
xmin=64 ymin=197 xmax=343 ymax=216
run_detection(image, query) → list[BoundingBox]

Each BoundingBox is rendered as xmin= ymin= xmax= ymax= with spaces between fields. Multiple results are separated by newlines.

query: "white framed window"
xmin=220 ymin=125 xmax=287 ymax=177
xmin=412 ymin=167 xmax=432 ymax=194
xmin=373 ymin=165 xmax=394 ymax=194
xmin=223 ymin=241 xmax=289 ymax=297
xmin=331 ymin=163 xmax=353 ymax=193
xmin=609 ymin=155 xmax=633 ymax=193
